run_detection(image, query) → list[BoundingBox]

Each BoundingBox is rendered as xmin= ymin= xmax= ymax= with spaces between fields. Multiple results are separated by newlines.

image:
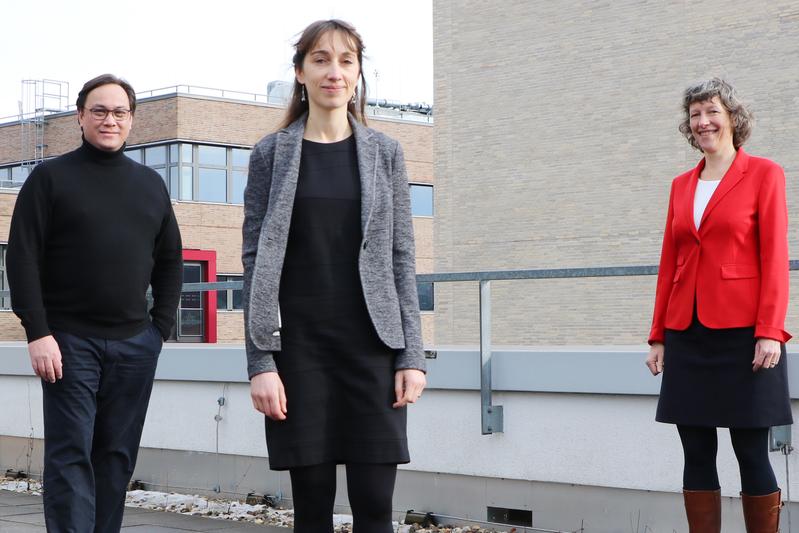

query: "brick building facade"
xmin=433 ymin=0 xmax=799 ymax=346
xmin=0 ymin=92 xmax=434 ymax=344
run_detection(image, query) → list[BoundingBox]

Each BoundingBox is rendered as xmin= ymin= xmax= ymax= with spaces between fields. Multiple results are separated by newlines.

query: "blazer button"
xmin=363 ymin=241 xmax=368 ymax=250
xmin=271 ymin=329 xmax=280 ymax=337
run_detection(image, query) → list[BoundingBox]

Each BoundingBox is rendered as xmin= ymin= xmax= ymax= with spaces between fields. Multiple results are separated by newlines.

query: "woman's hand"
xmin=646 ymin=343 xmax=664 ymax=376
xmin=753 ymin=338 xmax=781 ymax=372
xmin=250 ymin=371 xmax=287 ymax=420
xmin=393 ymin=369 xmax=426 ymax=408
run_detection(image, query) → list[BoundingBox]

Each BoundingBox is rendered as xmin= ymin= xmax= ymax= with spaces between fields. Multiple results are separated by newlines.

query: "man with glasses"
xmin=6 ymin=74 xmax=183 ymax=532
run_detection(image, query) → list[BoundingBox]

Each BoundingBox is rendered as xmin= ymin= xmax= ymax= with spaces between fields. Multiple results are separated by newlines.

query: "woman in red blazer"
xmin=646 ymin=78 xmax=791 ymax=532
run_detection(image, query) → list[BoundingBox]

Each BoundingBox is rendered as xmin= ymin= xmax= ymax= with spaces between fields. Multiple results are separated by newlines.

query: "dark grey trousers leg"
xmin=42 ymin=325 xmax=161 ymax=533
xmin=42 ymin=333 xmax=103 ymax=533
xmin=92 ymin=324 xmax=161 ymax=533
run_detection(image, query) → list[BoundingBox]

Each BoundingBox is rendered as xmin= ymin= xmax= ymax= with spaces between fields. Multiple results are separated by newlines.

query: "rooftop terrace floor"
xmin=0 ymin=490 xmax=289 ymax=532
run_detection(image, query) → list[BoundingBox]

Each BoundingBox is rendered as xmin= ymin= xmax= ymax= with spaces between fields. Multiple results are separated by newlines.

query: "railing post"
xmin=480 ymin=280 xmax=503 ymax=434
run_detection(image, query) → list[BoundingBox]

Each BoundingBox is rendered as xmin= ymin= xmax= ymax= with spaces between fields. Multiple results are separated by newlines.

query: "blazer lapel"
xmin=269 ymin=116 xmax=306 ymax=232
xmin=698 ymin=148 xmax=750 ymax=230
xmin=350 ymin=115 xmax=377 ymax=234
xmin=684 ymin=160 xmax=703 ymax=240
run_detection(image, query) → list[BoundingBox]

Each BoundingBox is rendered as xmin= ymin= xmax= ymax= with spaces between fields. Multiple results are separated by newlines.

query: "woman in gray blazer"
xmin=242 ymin=19 xmax=426 ymax=532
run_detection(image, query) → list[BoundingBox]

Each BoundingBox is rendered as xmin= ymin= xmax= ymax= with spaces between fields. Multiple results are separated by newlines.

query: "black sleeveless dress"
xmin=264 ymin=136 xmax=409 ymax=470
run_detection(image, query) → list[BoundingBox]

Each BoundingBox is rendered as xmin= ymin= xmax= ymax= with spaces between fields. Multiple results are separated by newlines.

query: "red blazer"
xmin=649 ymin=149 xmax=791 ymax=344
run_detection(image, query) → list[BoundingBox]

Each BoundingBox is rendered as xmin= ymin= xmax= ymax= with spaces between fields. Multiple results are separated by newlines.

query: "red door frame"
xmin=182 ymin=249 xmax=217 ymax=343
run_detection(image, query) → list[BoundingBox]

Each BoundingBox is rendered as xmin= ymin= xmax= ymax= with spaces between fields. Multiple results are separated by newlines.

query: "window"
xmin=198 ymin=145 xmax=227 ymax=166
xmin=0 ymin=167 xmax=11 ymax=188
xmin=198 ymin=168 xmax=227 ymax=202
xmin=417 ymin=281 xmax=434 ymax=311
xmin=129 ymin=142 xmax=250 ymax=204
xmin=231 ymin=170 xmax=247 ymax=204
xmin=410 ymin=184 xmax=433 ymax=216
xmin=125 ymin=149 xmax=142 ymax=163
xmin=0 ymin=244 xmax=9 ymax=310
xmin=0 ymin=164 xmax=33 ymax=189
xmin=217 ymin=275 xmax=243 ymax=311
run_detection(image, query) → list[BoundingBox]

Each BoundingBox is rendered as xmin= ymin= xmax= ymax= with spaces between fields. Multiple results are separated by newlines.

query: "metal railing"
xmin=3 ymin=262 xmax=799 ymax=439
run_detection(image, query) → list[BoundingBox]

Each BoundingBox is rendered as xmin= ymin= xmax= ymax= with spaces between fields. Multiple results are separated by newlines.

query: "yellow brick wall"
xmin=0 ymin=94 xmax=434 ymax=346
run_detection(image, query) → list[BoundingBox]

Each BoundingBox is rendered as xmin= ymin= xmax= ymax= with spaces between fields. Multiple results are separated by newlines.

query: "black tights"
xmin=677 ymin=425 xmax=777 ymax=495
xmin=289 ymin=463 xmax=397 ymax=532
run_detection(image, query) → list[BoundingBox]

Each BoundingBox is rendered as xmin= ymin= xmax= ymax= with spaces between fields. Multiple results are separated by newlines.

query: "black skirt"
xmin=656 ymin=316 xmax=792 ymax=428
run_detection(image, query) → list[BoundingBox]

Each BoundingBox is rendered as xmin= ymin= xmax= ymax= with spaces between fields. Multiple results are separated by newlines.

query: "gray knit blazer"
xmin=242 ymin=114 xmax=426 ymax=378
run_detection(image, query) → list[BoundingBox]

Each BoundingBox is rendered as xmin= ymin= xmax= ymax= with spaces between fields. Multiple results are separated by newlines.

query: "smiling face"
xmin=688 ymin=96 xmax=734 ymax=154
xmin=77 ymin=83 xmax=133 ymax=152
xmin=295 ymin=29 xmax=361 ymax=115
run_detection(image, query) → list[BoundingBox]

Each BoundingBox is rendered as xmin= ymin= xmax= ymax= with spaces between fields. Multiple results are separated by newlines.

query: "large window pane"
xmin=180 ymin=166 xmax=193 ymax=201
xmin=125 ymin=149 xmax=142 ymax=163
xmin=216 ymin=274 xmax=243 ymax=311
xmin=217 ymin=284 xmax=228 ymax=310
xmin=232 ymin=148 xmax=251 ymax=168
xmin=410 ymin=184 xmax=433 ymax=216
xmin=179 ymin=310 xmax=203 ymax=336
xmin=169 ymin=144 xmax=179 ymax=164
xmin=11 ymin=166 xmax=30 ymax=182
xmin=198 ymin=145 xmax=226 ymax=166
xmin=145 ymin=146 xmax=166 ymax=166
xmin=198 ymin=168 xmax=226 ymax=203
xmin=0 ymin=168 xmax=10 ymax=188
xmin=232 ymin=170 xmax=247 ymax=204
xmin=181 ymin=143 xmax=193 ymax=163
xmin=153 ymin=167 xmax=167 ymax=186
xmin=168 ymin=166 xmax=178 ymax=198
xmin=232 ymin=286 xmax=243 ymax=310
xmin=417 ymin=281 xmax=434 ymax=311
xmin=0 ymin=244 xmax=8 ymax=309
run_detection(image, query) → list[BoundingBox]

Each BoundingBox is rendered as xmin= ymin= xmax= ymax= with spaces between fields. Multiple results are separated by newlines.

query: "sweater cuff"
xmin=23 ymin=312 xmax=51 ymax=343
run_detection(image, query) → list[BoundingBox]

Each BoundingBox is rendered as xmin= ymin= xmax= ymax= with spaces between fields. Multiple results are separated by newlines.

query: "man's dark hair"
xmin=76 ymin=74 xmax=137 ymax=114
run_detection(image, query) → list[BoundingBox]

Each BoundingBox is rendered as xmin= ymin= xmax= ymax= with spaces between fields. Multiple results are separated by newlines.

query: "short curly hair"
xmin=678 ymin=78 xmax=753 ymax=151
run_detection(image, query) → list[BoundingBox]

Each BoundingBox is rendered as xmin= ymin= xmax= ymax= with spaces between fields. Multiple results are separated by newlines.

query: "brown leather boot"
xmin=741 ymin=489 xmax=782 ymax=533
xmin=683 ymin=489 xmax=721 ymax=533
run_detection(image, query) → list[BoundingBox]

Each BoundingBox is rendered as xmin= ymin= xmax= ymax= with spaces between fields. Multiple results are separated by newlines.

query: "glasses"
xmin=85 ymin=107 xmax=131 ymax=121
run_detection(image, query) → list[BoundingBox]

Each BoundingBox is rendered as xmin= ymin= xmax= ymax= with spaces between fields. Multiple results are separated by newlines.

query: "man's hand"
xmin=250 ymin=371 xmax=287 ymax=420
xmin=28 ymin=335 xmax=63 ymax=383
xmin=393 ymin=369 xmax=427 ymax=408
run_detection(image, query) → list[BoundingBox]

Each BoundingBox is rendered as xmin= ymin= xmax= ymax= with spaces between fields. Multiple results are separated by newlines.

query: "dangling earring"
xmin=301 ymin=85 xmax=306 ymax=102
xmin=351 ymin=90 xmax=357 ymax=105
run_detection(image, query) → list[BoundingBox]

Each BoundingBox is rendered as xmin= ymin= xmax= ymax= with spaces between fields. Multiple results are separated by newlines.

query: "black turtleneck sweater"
xmin=7 ymin=140 xmax=183 ymax=342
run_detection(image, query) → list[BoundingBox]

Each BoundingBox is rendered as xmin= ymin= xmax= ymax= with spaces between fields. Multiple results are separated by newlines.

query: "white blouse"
xmin=694 ymin=179 xmax=721 ymax=230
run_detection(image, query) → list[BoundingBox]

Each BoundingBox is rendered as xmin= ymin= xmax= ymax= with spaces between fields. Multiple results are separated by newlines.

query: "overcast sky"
xmin=0 ymin=0 xmax=433 ymax=119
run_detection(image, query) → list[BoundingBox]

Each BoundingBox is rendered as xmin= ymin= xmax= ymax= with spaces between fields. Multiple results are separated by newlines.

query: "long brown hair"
xmin=279 ymin=19 xmax=368 ymax=129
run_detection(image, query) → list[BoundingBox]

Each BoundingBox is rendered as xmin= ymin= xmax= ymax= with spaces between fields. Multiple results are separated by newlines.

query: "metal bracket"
xmin=770 ymin=425 xmax=792 ymax=452
xmin=482 ymin=404 xmax=504 ymax=434
xmin=480 ymin=280 xmax=504 ymax=435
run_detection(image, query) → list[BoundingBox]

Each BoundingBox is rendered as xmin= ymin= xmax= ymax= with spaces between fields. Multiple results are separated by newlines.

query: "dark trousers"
xmin=41 ymin=324 xmax=162 ymax=533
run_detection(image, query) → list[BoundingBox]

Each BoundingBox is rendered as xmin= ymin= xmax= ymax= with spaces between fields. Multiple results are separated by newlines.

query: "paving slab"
xmin=0 ymin=522 xmax=47 ymax=532
xmin=0 ymin=492 xmax=42 ymax=505
xmin=0 ymin=489 xmax=292 ymax=532
xmin=0 ymin=503 xmax=43 ymax=518
xmin=0 ymin=507 xmax=46 ymax=524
